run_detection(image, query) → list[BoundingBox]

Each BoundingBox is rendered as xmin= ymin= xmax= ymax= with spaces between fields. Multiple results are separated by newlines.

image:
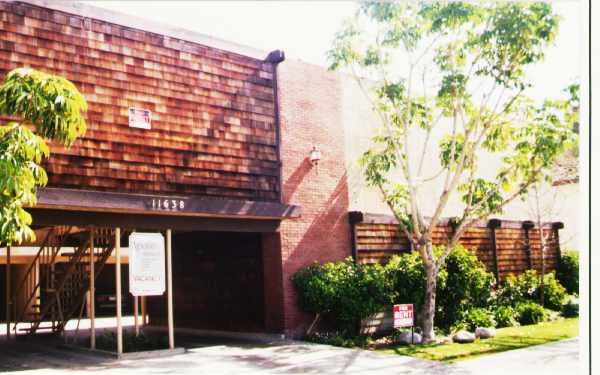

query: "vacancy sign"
xmin=393 ymin=304 xmax=414 ymax=328
xmin=128 ymin=107 xmax=152 ymax=129
xmin=129 ymin=232 xmax=165 ymax=296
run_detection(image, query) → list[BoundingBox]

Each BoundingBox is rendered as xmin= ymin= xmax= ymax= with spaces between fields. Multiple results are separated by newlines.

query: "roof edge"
xmin=17 ymin=0 xmax=272 ymax=61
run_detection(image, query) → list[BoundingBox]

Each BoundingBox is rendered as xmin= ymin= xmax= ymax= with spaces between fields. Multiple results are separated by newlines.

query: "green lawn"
xmin=377 ymin=317 xmax=579 ymax=363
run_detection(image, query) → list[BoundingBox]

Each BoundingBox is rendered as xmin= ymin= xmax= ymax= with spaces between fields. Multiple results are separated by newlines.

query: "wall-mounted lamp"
xmin=309 ymin=146 xmax=322 ymax=166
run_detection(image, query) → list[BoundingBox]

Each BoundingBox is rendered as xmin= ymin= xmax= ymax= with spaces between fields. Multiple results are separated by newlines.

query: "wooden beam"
xmin=90 ymin=229 xmax=96 ymax=349
xmin=35 ymin=188 xmax=301 ymax=220
xmin=487 ymin=219 xmax=501 ymax=283
xmin=30 ymin=209 xmax=282 ymax=233
xmin=134 ymin=296 xmax=139 ymax=336
xmin=6 ymin=246 xmax=11 ymax=339
xmin=115 ymin=228 xmax=123 ymax=355
xmin=166 ymin=229 xmax=174 ymax=349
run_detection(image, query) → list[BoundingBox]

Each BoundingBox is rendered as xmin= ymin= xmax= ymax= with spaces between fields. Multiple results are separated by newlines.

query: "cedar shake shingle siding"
xmin=0 ymin=1 xmax=280 ymax=201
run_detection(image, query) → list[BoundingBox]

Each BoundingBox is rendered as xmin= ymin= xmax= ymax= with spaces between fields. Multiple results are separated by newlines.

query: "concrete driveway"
xmin=0 ymin=335 xmax=580 ymax=374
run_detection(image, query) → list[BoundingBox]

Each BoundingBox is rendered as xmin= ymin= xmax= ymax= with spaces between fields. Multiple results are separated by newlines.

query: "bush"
xmin=292 ymin=258 xmax=390 ymax=332
xmin=436 ymin=245 xmax=496 ymax=329
xmin=562 ymin=296 xmax=579 ymax=317
xmin=556 ymin=251 xmax=579 ymax=295
xmin=539 ymin=272 xmax=568 ymax=311
xmin=493 ymin=306 xmax=519 ymax=328
xmin=516 ymin=302 xmax=548 ymax=325
xmin=305 ymin=331 xmax=371 ymax=348
xmin=294 ymin=245 xmax=496 ymax=334
xmin=385 ymin=245 xmax=495 ymax=330
xmin=384 ymin=251 xmax=437 ymax=323
xmin=495 ymin=270 xmax=567 ymax=311
xmin=453 ymin=308 xmax=496 ymax=331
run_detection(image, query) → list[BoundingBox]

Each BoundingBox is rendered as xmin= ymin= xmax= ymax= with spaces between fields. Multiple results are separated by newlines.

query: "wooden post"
xmin=166 ymin=229 xmax=174 ymax=349
xmin=552 ymin=222 xmax=565 ymax=265
xmin=6 ymin=246 xmax=11 ymax=339
xmin=487 ymin=219 xmax=501 ymax=283
xmin=522 ymin=221 xmax=535 ymax=270
xmin=134 ymin=296 xmax=139 ymax=336
xmin=115 ymin=228 xmax=123 ymax=355
xmin=90 ymin=229 xmax=96 ymax=349
xmin=141 ymin=296 xmax=147 ymax=325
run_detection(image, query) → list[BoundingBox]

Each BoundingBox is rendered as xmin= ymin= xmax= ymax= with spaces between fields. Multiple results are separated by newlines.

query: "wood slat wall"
xmin=353 ymin=216 xmax=561 ymax=282
xmin=0 ymin=2 xmax=280 ymax=201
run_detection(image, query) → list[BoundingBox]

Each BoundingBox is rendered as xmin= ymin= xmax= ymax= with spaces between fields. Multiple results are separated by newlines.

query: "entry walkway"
xmin=0 ymin=334 xmax=579 ymax=374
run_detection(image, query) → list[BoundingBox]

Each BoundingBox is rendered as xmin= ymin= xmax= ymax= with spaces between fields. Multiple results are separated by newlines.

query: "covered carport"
xmin=1 ymin=187 xmax=300 ymax=355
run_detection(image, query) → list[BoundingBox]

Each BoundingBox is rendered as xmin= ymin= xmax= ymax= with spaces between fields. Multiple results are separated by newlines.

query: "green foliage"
xmin=0 ymin=68 xmax=87 ymax=146
xmin=294 ymin=245 xmax=495 ymax=333
xmin=494 ymin=270 xmax=567 ymax=311
xmin=435 ymin=245 xmax=496 ymax=329
xmin=556 ymin=251 xmax=579 ymax=295
xmin=493 ymin=306 xmax=519 ymax=328
xmin=515 ymin=301 xmax=548 ymax=325
xmin=0 ymin=68 xmax=86 ymax=245
xmin=540 ymin=272 xmax=569 ymax=311
xmin=291 ymin=258 xmax=390 ymax=332
xmin=562 ymin=296 xmax=579 ymax=318
xmin=305 ymin=331 xmax=373 ymax=348
xmin=453 ymin=307 xmax=496 ymax=332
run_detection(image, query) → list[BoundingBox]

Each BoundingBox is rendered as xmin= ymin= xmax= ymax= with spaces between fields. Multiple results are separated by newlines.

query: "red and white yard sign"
xmin=393 ymin=304 xmax=414 ymax=328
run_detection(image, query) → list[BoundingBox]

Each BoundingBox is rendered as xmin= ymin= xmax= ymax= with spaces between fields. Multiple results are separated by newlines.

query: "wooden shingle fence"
xmin=349 ymin=212 xmax=563 ymax=282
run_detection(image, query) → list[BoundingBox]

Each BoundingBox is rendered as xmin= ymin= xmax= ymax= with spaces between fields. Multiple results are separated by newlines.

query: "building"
xmin=0 ymin=0 xmax=573 ymax=342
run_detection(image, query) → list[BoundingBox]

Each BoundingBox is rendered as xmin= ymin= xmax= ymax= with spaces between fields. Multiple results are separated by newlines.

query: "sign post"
xmin=393 ymin=304 xmax=415 ymax=344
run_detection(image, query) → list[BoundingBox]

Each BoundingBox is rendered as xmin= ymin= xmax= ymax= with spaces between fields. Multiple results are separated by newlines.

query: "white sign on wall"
xmin=128 ymin=107 xmax=152 ymax=129
xmin=129 ymin=232 xmax=165 ymax=296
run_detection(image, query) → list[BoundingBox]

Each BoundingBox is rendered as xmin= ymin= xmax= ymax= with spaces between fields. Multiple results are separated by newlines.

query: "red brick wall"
xmin=273 ymin=60 xmax=352 ymax=337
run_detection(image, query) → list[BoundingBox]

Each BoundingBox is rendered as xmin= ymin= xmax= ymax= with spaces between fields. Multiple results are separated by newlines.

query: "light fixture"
xmin=309 ymin=146 xmax=322 ymax=166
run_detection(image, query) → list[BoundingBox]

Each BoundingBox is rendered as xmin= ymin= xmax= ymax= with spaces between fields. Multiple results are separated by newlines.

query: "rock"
xmin=436 ymin=336 xmax=453 ymax=345
xmin=397 ymin=332 xmax=422 ymax=345
xmin=453 ymin=330 xmax=476 ymax=343
xmin=475 ymin=327 xmax=496 ymax=339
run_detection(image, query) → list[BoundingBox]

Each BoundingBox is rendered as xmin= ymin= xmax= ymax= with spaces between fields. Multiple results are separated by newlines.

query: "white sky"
xmin=88 ymin=1 xmax=582 ymax=101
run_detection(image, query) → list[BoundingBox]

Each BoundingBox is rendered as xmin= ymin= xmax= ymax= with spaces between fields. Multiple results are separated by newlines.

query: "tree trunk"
xmin=421 ymin=260 xmax=438 ymax=343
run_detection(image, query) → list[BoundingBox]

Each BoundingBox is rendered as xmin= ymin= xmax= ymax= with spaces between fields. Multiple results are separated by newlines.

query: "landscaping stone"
xmin=475 ymin=327 xmax=496 ymax=339
xmin=453 ymin=330 xmax=476 ymax=343
xmin=397 ymin=332 xmax=422 ymax=345
xmin=436 ymin=336 xmax=453 ymax=345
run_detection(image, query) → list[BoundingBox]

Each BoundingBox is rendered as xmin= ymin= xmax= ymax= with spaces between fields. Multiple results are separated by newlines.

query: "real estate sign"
xmin=129 ymin=232 xmax=165 ymax=296
xmin=393 ymin=304 xmax=414 ymax=328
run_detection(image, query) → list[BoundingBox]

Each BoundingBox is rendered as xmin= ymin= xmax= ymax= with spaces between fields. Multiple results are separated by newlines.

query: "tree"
xmin=526 ymin=82 xmax=579 ymax=307
xmin=0 ymin=68 xmax=87 ymax=245
xmin=328 ymin=1 xmax=577 ymax=341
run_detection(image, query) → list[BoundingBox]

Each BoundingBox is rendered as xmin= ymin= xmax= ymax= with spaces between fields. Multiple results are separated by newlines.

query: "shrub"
xmin=495 ymin=270 xmax=567 ymax=311
xmin=436 ymin=245 xmax=496 ymax=329
xmin=292 ymin=258 xmax=390 ymax=332
xmin=538 ymin=272 xmax=568 ymax=311
xmin=516 ymin=302 xmax=548 ymax=325
xmin=384 ymin=251 xmax=435 ymax=321
xmin=493 ymin=306 xmax=519 ymax=328
xmin=304 ymin=331 xmax=371 ymax=348
xmin=556 ymin=251 xmax=579 ymax=295
xmin=562 ymin=296 xmax=579 ymax=317
xmin=453 ymin=308 xmax=496 ymax=331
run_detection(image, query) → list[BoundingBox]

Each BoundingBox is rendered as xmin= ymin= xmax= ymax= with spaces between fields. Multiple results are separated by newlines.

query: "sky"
xmin=88 ymin=1 xmax=582 ymax=101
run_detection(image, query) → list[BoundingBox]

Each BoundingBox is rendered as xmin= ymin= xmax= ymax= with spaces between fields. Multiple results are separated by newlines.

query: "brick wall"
xmin=272 ymin=59 xmax=352 ymax=337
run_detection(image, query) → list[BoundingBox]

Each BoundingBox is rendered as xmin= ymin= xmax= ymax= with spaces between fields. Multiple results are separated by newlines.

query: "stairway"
xmin=12 ymin=227 xmax=117 ymax=336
